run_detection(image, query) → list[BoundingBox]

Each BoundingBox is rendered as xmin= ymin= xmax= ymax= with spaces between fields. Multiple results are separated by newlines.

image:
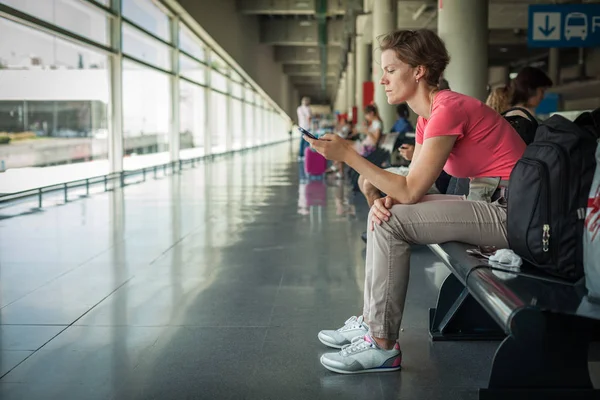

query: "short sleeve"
xmin=423 ymin=104 xmax=465 ymax=141
xmin=371 ymin=120 xmax=382 ymax=131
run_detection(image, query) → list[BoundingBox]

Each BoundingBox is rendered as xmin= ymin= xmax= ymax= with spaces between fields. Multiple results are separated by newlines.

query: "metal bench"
xmin=428 ymin=241 xmax=600 ymax=400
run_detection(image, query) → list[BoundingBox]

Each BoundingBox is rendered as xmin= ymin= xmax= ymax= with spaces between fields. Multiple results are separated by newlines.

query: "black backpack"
xmin=507 ymin=111 xmax=600 ymax=280
xmin=501 ymin=107 xmax=539 ymax=145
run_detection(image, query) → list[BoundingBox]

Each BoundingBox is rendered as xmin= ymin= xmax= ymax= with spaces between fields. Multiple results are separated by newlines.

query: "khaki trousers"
xmin=363 ymin=194 xmax=508 ymax=340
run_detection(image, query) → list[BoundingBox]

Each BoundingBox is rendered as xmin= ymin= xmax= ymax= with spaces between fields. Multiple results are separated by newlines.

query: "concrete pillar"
xmin=338 ymin=73 xmax=347 ymax=113
xmin=548 ymin=47 xmax=560 ymax=85
xmin=488 ymin=66 xmax=508 ymax=89
xmin=355 ymin=14 xmax=371 ymax=125
xmin=346 ymin=52 xmax=355 ymax=116
xmin=372 ymin=0 xmax=397 ymax=130
xmin=438 ymin=0 xmax=489 ymax=101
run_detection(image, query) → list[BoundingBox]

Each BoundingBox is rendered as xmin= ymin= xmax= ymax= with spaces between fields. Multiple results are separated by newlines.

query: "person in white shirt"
xmin=297 ymin=96 xmax=312 ymax=159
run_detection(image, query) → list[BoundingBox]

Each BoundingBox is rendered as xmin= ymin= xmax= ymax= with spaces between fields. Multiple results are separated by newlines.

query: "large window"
xmin=122 ymin=0 xmax=170 ymax=42
xmin=122 ymin=60 xmax=170 ymax=167
xmin=0 ymin=17 xmax=109 ymax=187
xmin=0 ymin=0 xmax=291 ymax=196
xmin=210 ymin=91 xmax=228 ymax=153
xmin=244 ymin=102 xmax=254 ymax=147
xmin=180 ymin=80 xmax=206 ymax=159
xmin=179 ymin=24 xmax=206 ymax=61
xmin=1 ymin=0 xmax=110 ymax=46
xmin=179 ymin=53 xmax=205 ymax=85
xmin=123 ymin=23 xmax=172 ymax=70
xmin=231 ymin=98 xmax=243 ymax=149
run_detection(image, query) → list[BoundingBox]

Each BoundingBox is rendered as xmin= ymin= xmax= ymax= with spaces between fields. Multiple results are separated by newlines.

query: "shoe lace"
xmin=337 ymin=316 xmax=366 ymax=332
xmin=340 ymin=336 xmax=373 ymax=356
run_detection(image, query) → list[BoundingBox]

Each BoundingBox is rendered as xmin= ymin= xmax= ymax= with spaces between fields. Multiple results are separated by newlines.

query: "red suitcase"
xmin=304 ymin=147 xmax=327 ymax=176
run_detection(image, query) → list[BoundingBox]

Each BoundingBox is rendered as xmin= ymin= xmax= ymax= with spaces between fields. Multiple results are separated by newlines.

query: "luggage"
xmin=507 ymin=111 xmax=599 ymax=280
xmin=584 ymin=143 xmax=600 ymax=300
xmin=501 ymin=107 xmax=538 ymax=145
xmin=304 ymin=146 xmax=327 ymax=176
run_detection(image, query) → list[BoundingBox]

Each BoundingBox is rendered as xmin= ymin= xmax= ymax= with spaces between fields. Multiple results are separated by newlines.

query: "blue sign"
xmin=528 ymin=4 xmax=600 ymax=48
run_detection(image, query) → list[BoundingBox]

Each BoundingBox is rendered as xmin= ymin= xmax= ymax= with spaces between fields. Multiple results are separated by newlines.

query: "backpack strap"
xmin=501 ymin=107 xmax=538 ymax=125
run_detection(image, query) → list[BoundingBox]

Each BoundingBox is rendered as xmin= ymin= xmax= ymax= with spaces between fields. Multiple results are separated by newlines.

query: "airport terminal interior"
xmin=1 ymin=0 xmax=600 ymax=399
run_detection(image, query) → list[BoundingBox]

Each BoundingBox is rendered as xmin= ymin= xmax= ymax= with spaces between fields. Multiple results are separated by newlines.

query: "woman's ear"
xmin=415 ymin=65 xmax=426 ymax=82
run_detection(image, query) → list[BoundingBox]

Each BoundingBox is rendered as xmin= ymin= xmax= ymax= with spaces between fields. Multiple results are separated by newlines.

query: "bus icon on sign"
xmin=565 ymin=12 xmax=588 ymax=40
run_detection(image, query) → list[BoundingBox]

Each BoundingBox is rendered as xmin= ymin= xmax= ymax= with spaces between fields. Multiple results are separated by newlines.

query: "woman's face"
xmin=529 ymin=87 xmax=547 ymax=108
xmin=365 ymin=112 xmax=374 ymax=122
xmin=379 ymin=49 xmax=418 ymax=105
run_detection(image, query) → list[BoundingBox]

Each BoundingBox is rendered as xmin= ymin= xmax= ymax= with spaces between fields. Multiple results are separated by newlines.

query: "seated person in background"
xmin=391 ymin=103 xmax=414 ymax=139
xmin=351 ymin=104 xmax=383 ymax=157
xmin=503 ymin=66 xmax=553 ymax=144
xmin=303 ymin=29 xmax=525 ymax=374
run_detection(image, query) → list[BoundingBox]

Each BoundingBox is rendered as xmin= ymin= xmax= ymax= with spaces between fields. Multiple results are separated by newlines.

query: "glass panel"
xmin=211 ymin=70 xmax=227 ymax=93
xmin=122 ymin=60 xmax=170 ymax=169
xmin=255 ymin=106 xmax=263 ymax=145
xmin=179 ymin=80 xmax=206 ymax=159
xmin=210 ymin=91 xmax=227 ymax=154
xmin=179 ymin=53 xmax=205 ymax=85
xmin=230 ymin=70 xmax=243 ymax=83
xmin=122 ymin=0 xmax=170 ymax=42
xmin=0 ymin=0 xmax=109 ymax=45
xmin=123 ymin=23 xmax=171 ymax=70
xmin=245 ymin=87 xmax=254 ymax=103
xmin=210 ymin=53 xmax=228 ymax=75
xmin=244 ymin=102 xmax=254 ymax=147
xmin=231 ymin=98 xmax=242 ymax=149
xmin=230 ymin=81 xmax=242 ymax=99
xmin=0 ymin=17 xmax=109 ymax=193
xmin=92 ymin=0 xmax=109 ymax=5
xmin=179 ymin=24 xmax=206 ymax=61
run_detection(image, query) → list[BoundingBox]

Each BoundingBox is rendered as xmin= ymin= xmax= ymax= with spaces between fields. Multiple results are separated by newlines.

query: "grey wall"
xmin=178 ymin=0 xmax=295 ymax=117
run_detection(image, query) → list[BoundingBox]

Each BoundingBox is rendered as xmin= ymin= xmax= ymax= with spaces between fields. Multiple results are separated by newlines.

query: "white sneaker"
xmin=318 ymin=316 xmax=369 ymax=349
xmin=320 ymin=335 xmax=402 ymax=374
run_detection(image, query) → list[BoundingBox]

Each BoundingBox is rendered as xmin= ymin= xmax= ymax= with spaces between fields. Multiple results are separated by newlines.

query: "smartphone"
xmin=298 ymin=126 xmax=318 ymax=140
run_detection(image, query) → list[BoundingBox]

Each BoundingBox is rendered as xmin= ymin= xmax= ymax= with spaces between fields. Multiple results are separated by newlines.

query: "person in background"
xmin=505 ymin=66 xmax=553 ymax=120
xmin=503 ymin=66 xmax=553 ymax=144
xmin=356 ymin=104 xmax=383 ymax=157
xmin=485 ymin=86 xmax=510 ymax=114
xmin=297 ymin=96 xmax=312 ymax=160
xmin=390 ymin=103 xmax=414 ymax=138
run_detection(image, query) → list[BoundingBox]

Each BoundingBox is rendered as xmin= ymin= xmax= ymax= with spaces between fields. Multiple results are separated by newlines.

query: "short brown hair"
xmin=379 ymin=29 xmax=450 ymax=87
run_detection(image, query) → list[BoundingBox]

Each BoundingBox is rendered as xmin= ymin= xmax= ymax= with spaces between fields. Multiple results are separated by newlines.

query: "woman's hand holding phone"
xmin=302 ymin=133 xmax=351 ymax=162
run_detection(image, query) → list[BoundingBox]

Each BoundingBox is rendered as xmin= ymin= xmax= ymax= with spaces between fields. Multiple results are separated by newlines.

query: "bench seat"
xmin=427 ymin=241 xmax=600 ymax=400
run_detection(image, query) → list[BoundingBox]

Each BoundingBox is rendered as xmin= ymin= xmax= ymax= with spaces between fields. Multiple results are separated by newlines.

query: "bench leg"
xmin=429 ymin=273 xmax=506 ymax=341
xmin=480 ymin=311 xmax=600 ymax=400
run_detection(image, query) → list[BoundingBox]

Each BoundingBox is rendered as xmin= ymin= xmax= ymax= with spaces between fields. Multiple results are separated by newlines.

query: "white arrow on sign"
xmin=532 ymin=12 xmax=561 ymax=41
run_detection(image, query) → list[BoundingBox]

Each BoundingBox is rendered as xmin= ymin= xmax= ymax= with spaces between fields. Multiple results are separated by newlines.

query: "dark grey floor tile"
xmin=1 ymin=326 xmax=164 ymax=386
xmin=0 ymin=351 xmax=32 ymax=377
xmin=0 ymin=382 xmax=113 ymax=400
xmin=0 ymin=262 xmax=134 ymax=325
xmin=0 ymin=325 xmax=66 ymax=351
xmin=111 ymin=327 xmax=267 ymax=400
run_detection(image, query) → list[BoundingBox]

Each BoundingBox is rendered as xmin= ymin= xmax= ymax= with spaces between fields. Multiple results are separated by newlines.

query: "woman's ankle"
xmin=372 ymin=336 xmax=396 ymax=350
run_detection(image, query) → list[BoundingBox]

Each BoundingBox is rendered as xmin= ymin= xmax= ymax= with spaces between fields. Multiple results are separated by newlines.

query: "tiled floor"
xmin=1 ymin=141 xmax=502 ymax=399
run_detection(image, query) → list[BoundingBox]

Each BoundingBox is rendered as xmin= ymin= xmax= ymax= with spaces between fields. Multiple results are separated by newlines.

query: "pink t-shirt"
xmin=416 ymin=90 xmax=526 ymax=180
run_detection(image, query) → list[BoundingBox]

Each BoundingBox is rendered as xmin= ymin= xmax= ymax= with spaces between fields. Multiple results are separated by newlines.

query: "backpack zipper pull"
xmin=542 ymin=224 xmax=550 ymax=252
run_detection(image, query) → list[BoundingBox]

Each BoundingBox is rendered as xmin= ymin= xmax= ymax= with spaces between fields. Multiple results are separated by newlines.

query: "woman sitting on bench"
xmin=302 ymin=29 xmax=526 ymax=374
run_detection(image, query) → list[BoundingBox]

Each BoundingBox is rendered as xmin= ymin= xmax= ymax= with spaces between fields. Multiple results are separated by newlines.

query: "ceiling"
xmin=236 ymin=0 xmax=596 ymax=104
